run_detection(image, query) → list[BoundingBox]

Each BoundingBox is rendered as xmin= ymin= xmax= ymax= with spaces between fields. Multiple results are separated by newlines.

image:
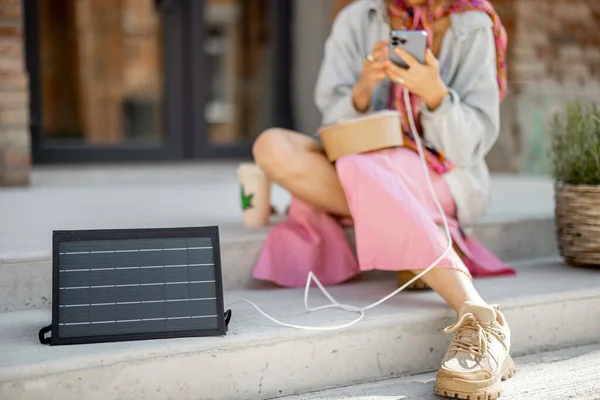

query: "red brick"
xmin=0 ymin=25 xmax=22 ymax=37
xmin=0 ymin=148 xmax=29 ymax=169
xmin=514 ymin=31 xmax=548 ymax=46
xmin=562 ymin=64 xmax=591 ymax=80
xmin=0 ymin=90 xmax=26 ymax=108
xmin=512 ymin=63 xmax=548 ymax=81
xmin=559 ymin=23 xmax=590 ymax=42
xmin=0 ymin=126 xmax=29 ymax=148
xmin=0 ymin=168 xmax=30 ymax=186
xmin=553 ymin=2 xmax=594 ymax=21
xmin=559 ymin=45 xmax=583 ymax=61
xmin=0 ymin=40 xmax=22 ymax=59
xmin=537 ymin=45 xmax=559 ymax=60
xmin=513 ymin=46 xmax=536 ymax=57
xmin=0 ymin=0 xmax=21 ymax=7
xmin=0 ymin=69 xmax=27 ymax=90
xmin=0 ymin=108 xmax=28 ymax=126
xmin=493 ymin=2 xmax=516 ymax=20
xmin=518 ymin=1 xmax=551 ymax=19
xmin=0 ymin=4 xmax=21 ymax=20
xmin=0 ymin=55 xmax=23 ymax=72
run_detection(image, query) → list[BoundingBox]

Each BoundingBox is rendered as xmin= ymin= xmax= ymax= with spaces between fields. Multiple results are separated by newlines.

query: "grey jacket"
xmin=314 ymin=0 xmax=500 ymax=226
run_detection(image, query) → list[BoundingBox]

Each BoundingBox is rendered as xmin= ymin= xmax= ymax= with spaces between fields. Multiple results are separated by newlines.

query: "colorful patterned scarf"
xmin=387 ymin=0 xmax=508 ymax=174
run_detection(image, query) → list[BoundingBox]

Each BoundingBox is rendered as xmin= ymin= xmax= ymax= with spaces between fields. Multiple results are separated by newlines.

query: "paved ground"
xmin=283 ymin=344 xmax=600 ymax=400
xmin=0 ymin=163 xmax=553 ymax=261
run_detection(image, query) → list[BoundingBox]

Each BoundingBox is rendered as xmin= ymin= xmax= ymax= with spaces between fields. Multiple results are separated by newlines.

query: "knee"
xmin=252 ymin=129 xmax=288 ymax=172
xmin=252 ymin=128 xmax=304 ymax=180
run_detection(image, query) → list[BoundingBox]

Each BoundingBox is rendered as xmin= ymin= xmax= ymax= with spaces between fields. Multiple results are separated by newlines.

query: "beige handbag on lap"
xmin=318 ymin=110 xmax=405 ymax=162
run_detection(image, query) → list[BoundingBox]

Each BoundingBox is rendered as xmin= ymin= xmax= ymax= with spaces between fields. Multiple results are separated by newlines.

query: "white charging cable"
xmin=244 ymin=88 xmax=453 ymax=330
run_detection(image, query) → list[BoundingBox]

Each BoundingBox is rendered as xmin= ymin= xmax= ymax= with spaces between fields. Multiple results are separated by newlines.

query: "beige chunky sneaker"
xmin=434 ymin=302 xmax=516 ymax=399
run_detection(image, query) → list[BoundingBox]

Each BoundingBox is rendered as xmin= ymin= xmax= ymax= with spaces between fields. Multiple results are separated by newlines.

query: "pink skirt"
xmin=253 ymin=148 xmax=515 ymax=287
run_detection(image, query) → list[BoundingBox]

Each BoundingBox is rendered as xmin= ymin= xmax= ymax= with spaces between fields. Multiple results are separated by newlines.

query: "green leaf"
xmin=240 ymin=185 xmax=254 ymax=211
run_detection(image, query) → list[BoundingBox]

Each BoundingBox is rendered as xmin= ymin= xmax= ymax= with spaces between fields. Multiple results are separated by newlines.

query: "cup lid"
xmin=237 ymin=163 xmax=265 ymax=176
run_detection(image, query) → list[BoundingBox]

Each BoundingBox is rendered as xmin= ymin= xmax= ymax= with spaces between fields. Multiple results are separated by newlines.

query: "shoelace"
xmin=444 ymin=313 xmax=506 ymax=358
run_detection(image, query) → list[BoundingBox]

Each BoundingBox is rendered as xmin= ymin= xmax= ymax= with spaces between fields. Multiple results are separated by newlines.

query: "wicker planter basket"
xmin=555 ymin=184 xmax=600 ymax=266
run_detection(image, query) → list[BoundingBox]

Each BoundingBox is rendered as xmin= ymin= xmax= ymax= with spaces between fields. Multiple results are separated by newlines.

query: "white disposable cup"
xmin=237 ymin=163 xmax=271 ymax=228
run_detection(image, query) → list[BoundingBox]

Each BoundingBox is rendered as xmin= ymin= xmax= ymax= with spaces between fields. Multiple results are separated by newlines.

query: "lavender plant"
xmin=550 ymin=101 xmax=600 ymax=186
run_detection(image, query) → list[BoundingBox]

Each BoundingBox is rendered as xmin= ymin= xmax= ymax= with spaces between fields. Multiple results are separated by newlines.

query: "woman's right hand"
xmin=352 ymin=40 xmax=391 ymax=113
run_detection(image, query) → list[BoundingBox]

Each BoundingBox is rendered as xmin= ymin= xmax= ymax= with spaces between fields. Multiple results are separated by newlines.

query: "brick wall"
xmin=489 ymin=0 xmax=600 ymax=173
xmin=0 ymin=0 xmax=29 ymax=186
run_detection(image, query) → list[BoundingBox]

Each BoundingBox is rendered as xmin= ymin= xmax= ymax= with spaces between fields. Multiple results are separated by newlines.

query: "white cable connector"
xmin=244 ymin=88 xmax=453 ymax=330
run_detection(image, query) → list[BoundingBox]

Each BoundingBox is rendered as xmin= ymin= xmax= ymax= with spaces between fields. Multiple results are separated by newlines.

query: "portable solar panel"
xmin=38 ymin=226 xmax=230 ymax=346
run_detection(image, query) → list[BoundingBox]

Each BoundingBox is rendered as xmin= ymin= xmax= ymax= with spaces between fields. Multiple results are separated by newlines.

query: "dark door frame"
xmin=23 ymin=0 xmax=294 ymax=164
xmin=23 ymin=0 xmax=188 ymax=164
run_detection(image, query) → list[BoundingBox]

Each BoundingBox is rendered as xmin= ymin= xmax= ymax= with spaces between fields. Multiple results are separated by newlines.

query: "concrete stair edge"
xmin=279 ymin=344 xmax=600 ymax=400
xmin=0 ymin=215 xmax=556 ymax=264
xmin=1 ymin=262 xmax=599 ymax=400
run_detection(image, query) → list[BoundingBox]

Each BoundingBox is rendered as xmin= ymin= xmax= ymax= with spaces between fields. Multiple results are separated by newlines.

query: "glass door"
xmin=25 ymin=0 xmax=186 ymax=163
xmin=24 ymin=0 xmax=293 ymax=163
xmin=187 ymin=0 xmax=294 ymax=159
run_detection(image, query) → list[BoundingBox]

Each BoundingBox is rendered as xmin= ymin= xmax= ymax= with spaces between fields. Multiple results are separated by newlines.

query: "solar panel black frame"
xmin=48 ymin=226 xmax=227 ymax=346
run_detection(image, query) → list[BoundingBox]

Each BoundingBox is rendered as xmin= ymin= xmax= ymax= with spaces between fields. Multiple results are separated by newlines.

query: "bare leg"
xmin=254 ymin=129 xmax=486 ymax=311
xmin=412 ymin=268 xmax=485 ymax=312
xmin=410 ymin=227 xmax=485 ymax=311
xmin=253 ymin=128 xmax=350 ymax=216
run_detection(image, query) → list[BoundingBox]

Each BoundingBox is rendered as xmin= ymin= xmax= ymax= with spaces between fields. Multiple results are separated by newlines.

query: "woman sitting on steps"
xmin=252 ymin=0 xmax=517 ymax=398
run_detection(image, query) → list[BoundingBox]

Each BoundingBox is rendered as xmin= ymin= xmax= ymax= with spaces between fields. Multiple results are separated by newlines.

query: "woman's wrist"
xmin=423 ymin=83 xmax=449 ymax=111
xmin=352 ymin=81 xmax=372 ymax=113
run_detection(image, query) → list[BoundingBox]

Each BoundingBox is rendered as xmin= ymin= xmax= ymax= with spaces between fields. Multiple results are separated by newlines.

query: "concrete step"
xmin=281 ymin=344 xmax=600 ymax=400
xmin=0 ymin=216 xmax=557 ymax=313
xmin=0 ymin=172 xmax=556 ymax=312
xmin=1 ymin=261 xmax=599 ymax=400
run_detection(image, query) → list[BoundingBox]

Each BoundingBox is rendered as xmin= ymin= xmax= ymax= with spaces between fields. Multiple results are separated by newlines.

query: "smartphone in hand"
xmin=389 ymin=30 xmax=428 ymax=69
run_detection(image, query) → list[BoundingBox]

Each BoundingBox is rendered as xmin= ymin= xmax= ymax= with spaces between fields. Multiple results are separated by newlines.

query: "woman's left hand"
xmin=386 ymin=48 xmax=449 ymax=111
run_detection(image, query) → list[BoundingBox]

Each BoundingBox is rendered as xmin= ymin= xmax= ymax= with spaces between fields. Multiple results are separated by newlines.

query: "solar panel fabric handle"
xmin=38 ymin=325 xmax=52 ymax=345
